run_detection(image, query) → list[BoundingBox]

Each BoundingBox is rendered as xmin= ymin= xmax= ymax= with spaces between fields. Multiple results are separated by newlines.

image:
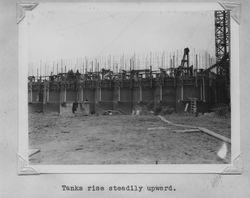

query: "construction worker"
xmin=72 ymin=101 xmax=78 ymax=114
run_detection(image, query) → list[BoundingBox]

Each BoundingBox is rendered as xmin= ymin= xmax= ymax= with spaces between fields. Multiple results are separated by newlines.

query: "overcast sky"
xmin=27 ymin=3 xmax=215 ymax=64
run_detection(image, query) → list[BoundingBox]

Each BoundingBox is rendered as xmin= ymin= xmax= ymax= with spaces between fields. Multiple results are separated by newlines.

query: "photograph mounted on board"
xmin=25 ymin=3 xmax=232 ymax=165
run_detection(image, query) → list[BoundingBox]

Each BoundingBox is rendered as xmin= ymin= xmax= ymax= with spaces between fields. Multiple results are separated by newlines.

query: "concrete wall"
xmin=154 ymin=86 xmax=161 ymax=103
xmin=29 ymin=78 xmax=212 ymax=114
xmin=66 ymin=90 xmax=77 ymax=102
xmin=49 ymin=90 xmax=60 ymax=102
xmin=101 ymin=88 xmax=114 ymax=102
xmin=59 ymin=102 xmax=73 ymax=115
xmin=44 ymin=103 xmax=60 ymax=113
xmin=132 ymin=87 xmax=140 ymax=103
xmin=30 ymin=90 xmax=41 ymax=102
xmin=142 ymin=87 xmax=154 ymax=103
xmin=113 ymin=102 xmax=132 ymax=114
xmin=28 ymin=103 xmax=43 ymax=113
xmin=28 ymin=103 xmax=60 ymax=113
xmin=120 ymin=87 xmax=131 ymax=102
xmin=183 ymin=85 xmax=200 ymax=100
xmin=82 ymin=88 xmax=95 ymax=102
xmin=162 ymin=86 xmax=176 ymax=107
xmin=113 ymin=87 xmax=132 ymax=114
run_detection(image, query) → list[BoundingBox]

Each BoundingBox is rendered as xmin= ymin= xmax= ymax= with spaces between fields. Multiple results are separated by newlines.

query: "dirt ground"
xmin=29 ymin=112 xmax=231 ymax=164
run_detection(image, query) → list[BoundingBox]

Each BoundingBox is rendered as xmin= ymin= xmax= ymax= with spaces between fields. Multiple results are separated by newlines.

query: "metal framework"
xmin=215 ymin=10 xmax=230 ymax=63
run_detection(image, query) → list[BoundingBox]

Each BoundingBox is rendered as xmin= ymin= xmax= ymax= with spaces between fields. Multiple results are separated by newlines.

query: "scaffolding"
xmin=215 ymin=10 xmax=230 ymax=65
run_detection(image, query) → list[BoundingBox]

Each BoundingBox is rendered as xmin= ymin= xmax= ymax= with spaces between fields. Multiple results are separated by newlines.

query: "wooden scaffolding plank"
xmin=158 ymin=115 xmax=231 ymax=144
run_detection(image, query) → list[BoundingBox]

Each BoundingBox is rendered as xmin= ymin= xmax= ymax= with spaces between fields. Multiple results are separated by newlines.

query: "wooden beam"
xmin=158 ymin=115 xmax=195 ymax=128
xmin=148 ymin=127 xmax=167 ymax=130
xmin=158 ymin=115 xmax=231 ymax=144
xmin=198 ymin=127 xmax=231 ymax=144
xmin=29 ymin=149 xmax=40 ymax=157
xmin=173 ymin=129 xmax=200 ymax=133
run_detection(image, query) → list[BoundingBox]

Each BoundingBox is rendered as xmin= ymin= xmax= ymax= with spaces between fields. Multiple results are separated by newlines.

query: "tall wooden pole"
xmin=40 ymin=60 xmax=42 ymax=78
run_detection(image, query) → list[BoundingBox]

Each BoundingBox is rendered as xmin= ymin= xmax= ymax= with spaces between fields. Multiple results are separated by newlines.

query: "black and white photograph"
xmin=23 ymin=3 xmax=235 ymax=166
xmin=2 ymin=0 xmax=250 ymax=198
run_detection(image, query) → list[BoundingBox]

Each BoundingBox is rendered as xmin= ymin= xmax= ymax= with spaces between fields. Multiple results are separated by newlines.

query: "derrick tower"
xmin=215 ymin=10 xmax=230 ymax=64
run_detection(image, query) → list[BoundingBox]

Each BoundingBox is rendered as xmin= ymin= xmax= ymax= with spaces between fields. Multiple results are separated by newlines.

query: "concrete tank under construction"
xmin=28 ymin=47 xmax=230 ymax=115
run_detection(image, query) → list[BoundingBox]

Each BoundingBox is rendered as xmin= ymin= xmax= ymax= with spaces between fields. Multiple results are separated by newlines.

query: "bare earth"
xmin=29 ymin=113 xmax=231 ymax=164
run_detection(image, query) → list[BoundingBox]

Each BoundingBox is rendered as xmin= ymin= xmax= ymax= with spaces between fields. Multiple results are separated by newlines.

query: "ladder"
xmin=190 ymin=98 xmax=198 ymax=114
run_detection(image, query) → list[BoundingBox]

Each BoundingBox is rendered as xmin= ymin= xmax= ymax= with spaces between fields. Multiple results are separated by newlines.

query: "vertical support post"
xmin=173 ymin=55 xmax=175 ymax=68
xmin=36 ymin=90 xmax=39 ymax=102
xmin=43 ymin=84 xmax=46 ymax=104
xmin=81 ymin=87 xmax=83 ymax=102
xmin=203 ymin=77 xmax=206 ymax=102
xmin=214 ymin=85 xmax=217 ymax=104
xmin=30 ymin=88 xmax=32 ymax=102
xmin=59 ymin=85 xmax=63 ymax=103
xmin=99 ymin=87 xmax=102 ymax=102
xmin=47 ymin=85 xmax=49 ymax=103
xmin=200 ymin=81 xmax=203 ymax=101
xmin=181 ymin=81 xmax=184 ymax=101
xmin=118 ymin=86 xmax=121 ymax=102
xmin=139 ymin=86 xmax=142 ymax=102
xmin=159 ymin=85 xmax=162 ymax=102
xmin=30 ymin=84 xmax=32 ymax=103
xmin=195 ymin=54 xmax=198 ymax=69
xmin=64 ymin=87 xmax=66 ymax=102
xmin=76 ymin=91 xmax=79 ymax=102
